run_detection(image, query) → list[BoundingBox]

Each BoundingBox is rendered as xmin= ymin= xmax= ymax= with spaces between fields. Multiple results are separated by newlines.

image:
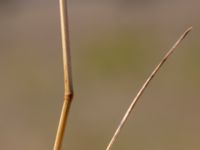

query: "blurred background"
xmin=0 ymin=0 xmax=200 ymax=149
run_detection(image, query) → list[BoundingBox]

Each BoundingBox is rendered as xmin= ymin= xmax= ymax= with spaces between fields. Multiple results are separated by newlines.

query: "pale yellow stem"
xmin=106 ymin=27 xmax=192 ymax=150
xmin=54 ymin=0 xmax=73 ymax=150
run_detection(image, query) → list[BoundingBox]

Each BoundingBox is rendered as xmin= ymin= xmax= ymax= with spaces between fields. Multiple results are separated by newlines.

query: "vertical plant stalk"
xmin=54 ymin=0 xmax=73 ymax=150
xmin=106 ymin=27 xmax=192 ymax=150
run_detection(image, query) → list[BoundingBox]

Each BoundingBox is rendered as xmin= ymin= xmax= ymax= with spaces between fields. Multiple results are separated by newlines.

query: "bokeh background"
xmin=0 ymin=0 xmax=200 ymax=149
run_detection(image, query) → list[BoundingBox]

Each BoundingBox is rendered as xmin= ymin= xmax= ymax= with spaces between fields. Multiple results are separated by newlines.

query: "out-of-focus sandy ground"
xmin=0 ymin=0 xmax=200 ymax=149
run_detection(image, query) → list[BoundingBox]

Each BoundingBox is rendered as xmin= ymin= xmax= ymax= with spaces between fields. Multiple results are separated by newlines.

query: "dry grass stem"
xmin=106 ymin=27 xmax=192 ymax=150
xmin=54 ymin=0 xmax=73 ymax=150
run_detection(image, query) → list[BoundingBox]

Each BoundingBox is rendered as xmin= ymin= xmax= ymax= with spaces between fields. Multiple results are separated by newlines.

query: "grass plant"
xmin=53 ymin=0 xmax=192 ymax=149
